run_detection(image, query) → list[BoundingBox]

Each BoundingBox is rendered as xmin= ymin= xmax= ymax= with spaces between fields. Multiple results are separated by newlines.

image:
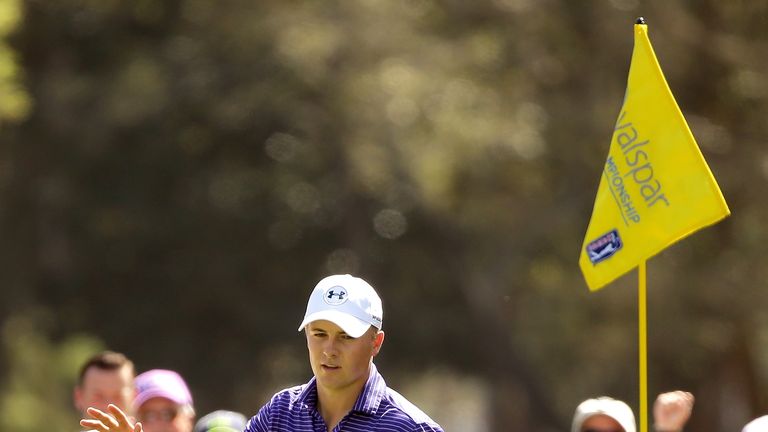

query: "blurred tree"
xmin=0 ymin=308 xmax=104 ymax=431
xmin=0 ymin=0 xmax=30 ymax=122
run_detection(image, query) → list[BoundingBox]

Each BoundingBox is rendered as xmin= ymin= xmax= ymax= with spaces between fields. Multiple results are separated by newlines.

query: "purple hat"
xmin=134 ymin=369 xmax=193 ymax=410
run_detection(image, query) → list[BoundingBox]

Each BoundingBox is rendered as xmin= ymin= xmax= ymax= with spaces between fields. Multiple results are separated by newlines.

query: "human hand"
xmin=80 ymin=404 xmax=143 ymax=432
xmin=653 ymin=390 xmax=694 ymax=432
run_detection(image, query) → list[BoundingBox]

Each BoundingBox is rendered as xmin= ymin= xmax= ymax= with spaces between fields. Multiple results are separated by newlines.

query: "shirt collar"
xmin=351 ymin=363 xmax=386 ymax=415
xmin=295 ymin=377 xmax=319 ymax=411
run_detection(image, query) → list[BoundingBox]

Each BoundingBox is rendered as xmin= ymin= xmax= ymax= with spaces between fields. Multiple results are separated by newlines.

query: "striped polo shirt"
xmin=245 ymin=363 xmax=443 ymax=432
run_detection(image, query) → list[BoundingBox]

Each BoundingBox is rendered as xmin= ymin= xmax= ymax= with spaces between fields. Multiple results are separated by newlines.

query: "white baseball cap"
xmin=743 ymin=415 xmax=768 ymax=432
xmin=297 ymin=274 xmax=383 ymax=338
xmin=572 ymin=397 xmax=636 ymax=432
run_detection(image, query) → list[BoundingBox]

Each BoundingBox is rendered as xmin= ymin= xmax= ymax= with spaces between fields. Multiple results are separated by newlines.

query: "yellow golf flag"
xmin=579 ymin=22 xmax=730 ymax=291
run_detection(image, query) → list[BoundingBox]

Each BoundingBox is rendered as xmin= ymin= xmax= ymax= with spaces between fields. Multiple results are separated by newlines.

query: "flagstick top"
xmin=635 ymin=17 xmax=646 ymax=25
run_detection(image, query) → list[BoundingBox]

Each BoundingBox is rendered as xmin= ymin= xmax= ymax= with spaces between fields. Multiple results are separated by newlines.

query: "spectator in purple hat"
xmin=81 ymin=369 xmax=195 ymax=432
xmin=134 ymin=369 xmax=195 ymax=432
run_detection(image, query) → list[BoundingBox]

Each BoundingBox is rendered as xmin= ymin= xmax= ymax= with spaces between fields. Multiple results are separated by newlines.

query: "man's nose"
xmin=322 ymin=338 xmax=338 ymax=357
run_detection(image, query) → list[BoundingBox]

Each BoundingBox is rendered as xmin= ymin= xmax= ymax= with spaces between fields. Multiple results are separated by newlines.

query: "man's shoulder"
xmin=379 ymin=387 xmax=443 ymax=431
xmin=244 ymin=383 xmax=315 ymax=432
xmin=268 ymin=383 xmax=312 ymax=408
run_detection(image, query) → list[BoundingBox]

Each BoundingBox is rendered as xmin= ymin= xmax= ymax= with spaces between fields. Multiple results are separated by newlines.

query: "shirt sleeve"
xmin=243 ymin=403 xmax=272 ymax=432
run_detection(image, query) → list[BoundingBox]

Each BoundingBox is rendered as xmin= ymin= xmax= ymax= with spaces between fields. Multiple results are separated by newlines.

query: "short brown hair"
xmin=77 ymin=351 xmax=135 ymax=386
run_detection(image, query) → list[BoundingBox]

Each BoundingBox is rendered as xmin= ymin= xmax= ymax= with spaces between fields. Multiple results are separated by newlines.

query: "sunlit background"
xmin=1 ymin=0 xmax=767 ymax=430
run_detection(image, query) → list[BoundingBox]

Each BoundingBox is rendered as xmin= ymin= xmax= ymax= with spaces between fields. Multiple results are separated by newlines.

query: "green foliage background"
xmin=2 ymin=1 xmax=768 ymax=430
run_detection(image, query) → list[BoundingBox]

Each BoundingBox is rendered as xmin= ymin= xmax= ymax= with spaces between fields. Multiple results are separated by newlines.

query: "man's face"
xmin=74 ymin=365 xmax=134 ymax=415
xmin=581 ymin=414 xmax=625 ymax=432
xmin=306 ymin=320 xmax=384 ymax=395
xmin=136 ymin=397 xmax=194 ymax=432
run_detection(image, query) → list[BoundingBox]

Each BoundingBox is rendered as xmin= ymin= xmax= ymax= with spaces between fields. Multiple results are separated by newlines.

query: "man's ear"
xmin=73 ymin=386 xmax=84 ymax=411
xmin=372 ymin=330 xmax=385 ymax=356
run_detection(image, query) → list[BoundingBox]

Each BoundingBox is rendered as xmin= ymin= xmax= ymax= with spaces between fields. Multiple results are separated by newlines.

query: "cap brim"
xmin=133 ymin=390 xmax=187 ymax=410
xmin=297 ymin=310 xmax=372 ymax=338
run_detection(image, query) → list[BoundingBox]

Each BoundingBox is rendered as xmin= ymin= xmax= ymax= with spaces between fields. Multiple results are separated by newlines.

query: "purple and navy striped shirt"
xmin=245 ymin=363 xmax=443 ymax=432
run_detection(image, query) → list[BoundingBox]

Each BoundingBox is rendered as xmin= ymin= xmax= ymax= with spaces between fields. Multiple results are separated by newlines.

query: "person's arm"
xmin=80 ymin=404 xmax=142 ymax=432
xmin=653 ymin=391 xmax=694 ymax=432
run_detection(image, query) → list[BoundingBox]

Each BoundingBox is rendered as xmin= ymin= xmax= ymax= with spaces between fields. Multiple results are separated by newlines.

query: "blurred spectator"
xmin=80 ymin=368 xmax=196 ymax=432
xmin=134 ymin=369 xmax=196 ymax=432
xmin=572 ymin=391 xmax=694 ymax=432
xmin=74 ymin=350 xmax=135 ymax=416
xmin=193 ymin=410 xmax=247 ymax=432
xmin=572 ymin=396 xmax=636 ymax=432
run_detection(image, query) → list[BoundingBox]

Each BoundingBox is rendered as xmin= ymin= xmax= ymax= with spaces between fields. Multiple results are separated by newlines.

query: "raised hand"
xmin=653 ymin=391 xmax=694 ymax=432
xmin=80 ymin=404 xmax=143 ymax=432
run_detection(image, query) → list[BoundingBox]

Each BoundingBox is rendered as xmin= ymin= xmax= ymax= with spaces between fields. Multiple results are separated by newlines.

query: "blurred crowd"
xmin=75 ymin=351 xmax=246 ymax=432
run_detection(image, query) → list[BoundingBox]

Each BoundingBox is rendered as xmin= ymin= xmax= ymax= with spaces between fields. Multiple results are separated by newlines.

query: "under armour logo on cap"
xmin=298 ymin=274 xmax=383 ymax=338
xmin=324 ymin=286 xmax=348 ymax=305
